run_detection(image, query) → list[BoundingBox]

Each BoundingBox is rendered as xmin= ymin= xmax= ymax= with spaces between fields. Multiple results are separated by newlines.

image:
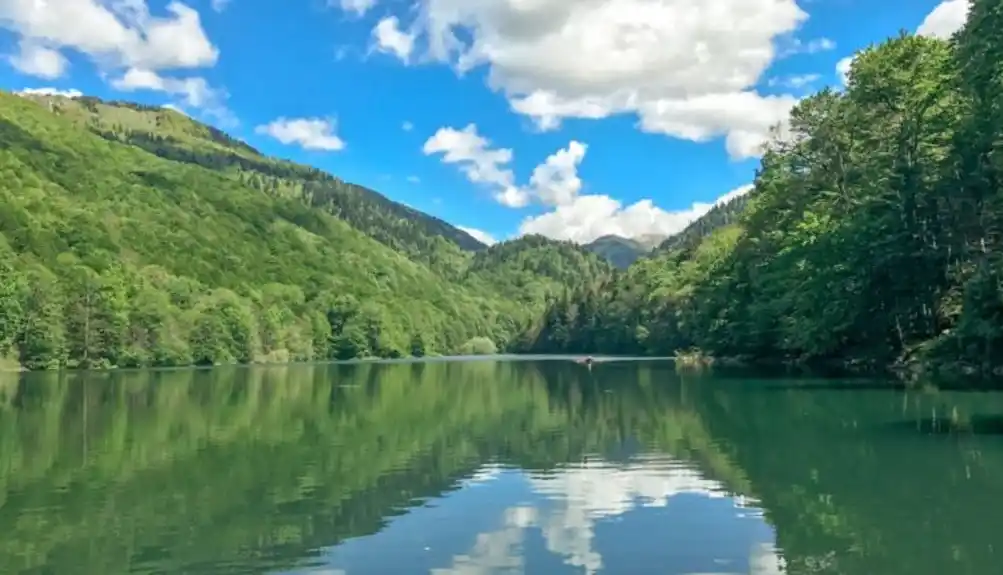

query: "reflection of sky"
xmin=293 ymin=455 xmax=786 ymax=574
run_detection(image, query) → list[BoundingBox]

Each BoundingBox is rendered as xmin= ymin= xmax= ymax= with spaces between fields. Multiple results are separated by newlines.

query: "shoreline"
xmin=4 ymin=350 xmax=1000 ymax=387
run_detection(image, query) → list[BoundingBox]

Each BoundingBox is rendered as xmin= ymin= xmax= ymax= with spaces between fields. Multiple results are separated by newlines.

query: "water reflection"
xmin=315 ymin=456 xmax=782 ymax=575
xmin=1 ymin=362 xmax=1002 ymax=574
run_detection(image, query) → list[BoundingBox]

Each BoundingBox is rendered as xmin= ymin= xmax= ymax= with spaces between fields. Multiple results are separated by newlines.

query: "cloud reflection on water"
xmin=432 ymin=455 xmax=787 ymax=575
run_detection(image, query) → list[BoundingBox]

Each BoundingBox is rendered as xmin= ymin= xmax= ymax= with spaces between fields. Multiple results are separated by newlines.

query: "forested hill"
xmin=582 ymin=235 xmax=653 ymax=269
xmin=656 ymin=194 xmax=750 ymax=255
xmin=0 ymin=90 xmax=609 ymax=370
xmin=16 ymin=92 xmax=487 ymax=273
xmin=524 ymin=3 xmax=1003 ymax=379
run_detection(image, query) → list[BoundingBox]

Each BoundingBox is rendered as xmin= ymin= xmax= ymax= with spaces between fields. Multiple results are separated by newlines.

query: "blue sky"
xmin=0 ymin=0 xmax=970 ymax=245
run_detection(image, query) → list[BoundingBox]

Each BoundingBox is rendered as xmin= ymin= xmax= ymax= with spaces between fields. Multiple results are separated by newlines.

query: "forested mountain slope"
xmin=656 ymin=194 xmax=751 ymax=255
xmin=525 ymin=4 xmax=1003 ymax=379
xmin=17 ymin=93 xmax=487 ymax=273
xmin=0 ymin=91 xmax=608 ymax=370
xmin=582 ymin=235 xmax=651 ymax=269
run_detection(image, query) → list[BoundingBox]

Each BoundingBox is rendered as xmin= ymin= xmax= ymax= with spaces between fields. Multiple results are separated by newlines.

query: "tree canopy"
xmin=3 ymin=1 xmax=1002 ymax=376
xmin=522 ymin=4 xmax=1003 ymax=378
xmin=0 ymin=91 xmax=609 ymax=369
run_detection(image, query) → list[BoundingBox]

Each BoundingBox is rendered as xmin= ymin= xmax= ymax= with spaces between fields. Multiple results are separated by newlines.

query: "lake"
xmin=1 ymin=359 xmax=1001 ymax=574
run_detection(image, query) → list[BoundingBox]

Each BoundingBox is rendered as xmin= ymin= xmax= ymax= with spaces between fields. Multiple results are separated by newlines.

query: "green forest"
xmin=0 ymin=90 xmax=610 ymax=369
xmin=524 ymin=5 xmax=1003 ymax=378
xmin=1 ymin=0 xmax=1001 ymax=376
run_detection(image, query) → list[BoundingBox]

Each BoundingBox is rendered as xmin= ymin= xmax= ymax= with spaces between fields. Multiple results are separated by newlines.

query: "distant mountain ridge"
xmin=583 ymin=234 xmax=660 ymax=269
xmin=580 ymin=194 xmax=752 ymax=269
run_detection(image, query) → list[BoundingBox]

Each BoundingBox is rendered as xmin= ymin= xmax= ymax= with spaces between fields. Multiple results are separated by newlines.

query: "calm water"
xmin=1 ymin=360 xmax=1002 ymax=574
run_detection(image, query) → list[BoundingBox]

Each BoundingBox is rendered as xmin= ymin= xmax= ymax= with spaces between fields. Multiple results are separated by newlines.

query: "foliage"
xmin=525 ymin=7 xmax=1003 ymax=377
xmin=655 ymin=193 xmax=751 ymax=255
xmin=0 ymin=92 xmax=608 ymax=369
xmin=459 ymin=336 xmax=498 ymax=355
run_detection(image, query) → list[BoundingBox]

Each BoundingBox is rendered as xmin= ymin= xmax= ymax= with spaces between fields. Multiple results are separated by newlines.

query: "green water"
xmin=1 ymin=359 xmax=1001 ymax=574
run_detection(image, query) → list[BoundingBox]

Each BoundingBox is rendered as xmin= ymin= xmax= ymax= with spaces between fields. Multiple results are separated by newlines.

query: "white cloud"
xmin=917 ymin=0 xmax=970 ymax=39
xmin=526 ymin=141 xmax=587 ymax=206
xmin=373 ymin=16 xmax=416 ymax=61
xmin=0 ymin=1 xmax=218 ymax=71
xmin=112 ymin=68 xmax=212 ymax=106
xmin=519 ymin=184 xmax=753 ymax=244
xmin=458 ymin=226 xmax=497 ymax=246
xmin=394 ymin=0 xmax=813 ymax=159
xmin=835 ymin=55 xmax=854 ymax=86
xmin=767 ymin=73 xmax=820 ymax=90
xmin=16 ymin=86 xmax=83 ymax=98
xmin=255 ymin=117 xmax=346 ymax=151
xmin=431 ymin=506 xmax=530 ymax=575
xmin=435 ymin=457 xmax=780 ymax=575
xmin=110 ymin=67 xmax=234 ymax=125
xmin=8 ymin=41 xmax=67 ymax=79
xmin=424 ymin=123 xmax=591 ymax=209
xmin=425 ymin=123 xmax=752 ymax=242
xmin=337 ymin=0 xmax=377 ymax=16
xmin=635 ymin=92 xmax=797 ymax=159
xmin=422 ymin=124 xmax=524 ymax=206
xmin=402 ymin=120 xmax=414 ymax=131
xmin=210 ymin=0 xmax=230 ymax=11
xmin=777 ymin=36 xmax=835 ymax=57
xmin=0 ymin=1 xmax=227 ymax=117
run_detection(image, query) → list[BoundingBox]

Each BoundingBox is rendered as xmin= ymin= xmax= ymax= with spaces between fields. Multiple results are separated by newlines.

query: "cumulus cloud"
xmin=424 ymin=123 xmax=591 ymax=209
xmin=0 ymin=1 xmax=218 ymax=71
xmin=16 ymin=86 xmax=83 ymax=98
xmin=8 ymin=41 xmax=68 ymax=79
xmin=425 ymin=123 xmax=752 ymax=243
xmin=255 ymin=117 xmax=346 ymax=151
xmin=458 ymin=226 xmax=497 ymax=246
xmin=422 ymin=124 xmax=524 ymax=206
xmin=835 ymin=55 xmax=854 ymax=86
xmin=526 ymin=141 xmax=587 ymax=206
xmin=0 ymin=0 xmax=228 ymax=117
xmin=373 ymin=16 xmax=416 ymax=61
xmin=383 ymin=0 xmax=817 ymax=159
xmin=337 ymin=0 xmax=377 ymax=16
xmin=917 ymin=0 xmax=970 ymax=39
xmin=518 ymin=184 xmax=753 ymax=244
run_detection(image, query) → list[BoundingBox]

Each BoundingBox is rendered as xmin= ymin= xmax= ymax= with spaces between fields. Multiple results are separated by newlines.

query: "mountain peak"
xmin=583 ymin=235 xmax=655 ymax=269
